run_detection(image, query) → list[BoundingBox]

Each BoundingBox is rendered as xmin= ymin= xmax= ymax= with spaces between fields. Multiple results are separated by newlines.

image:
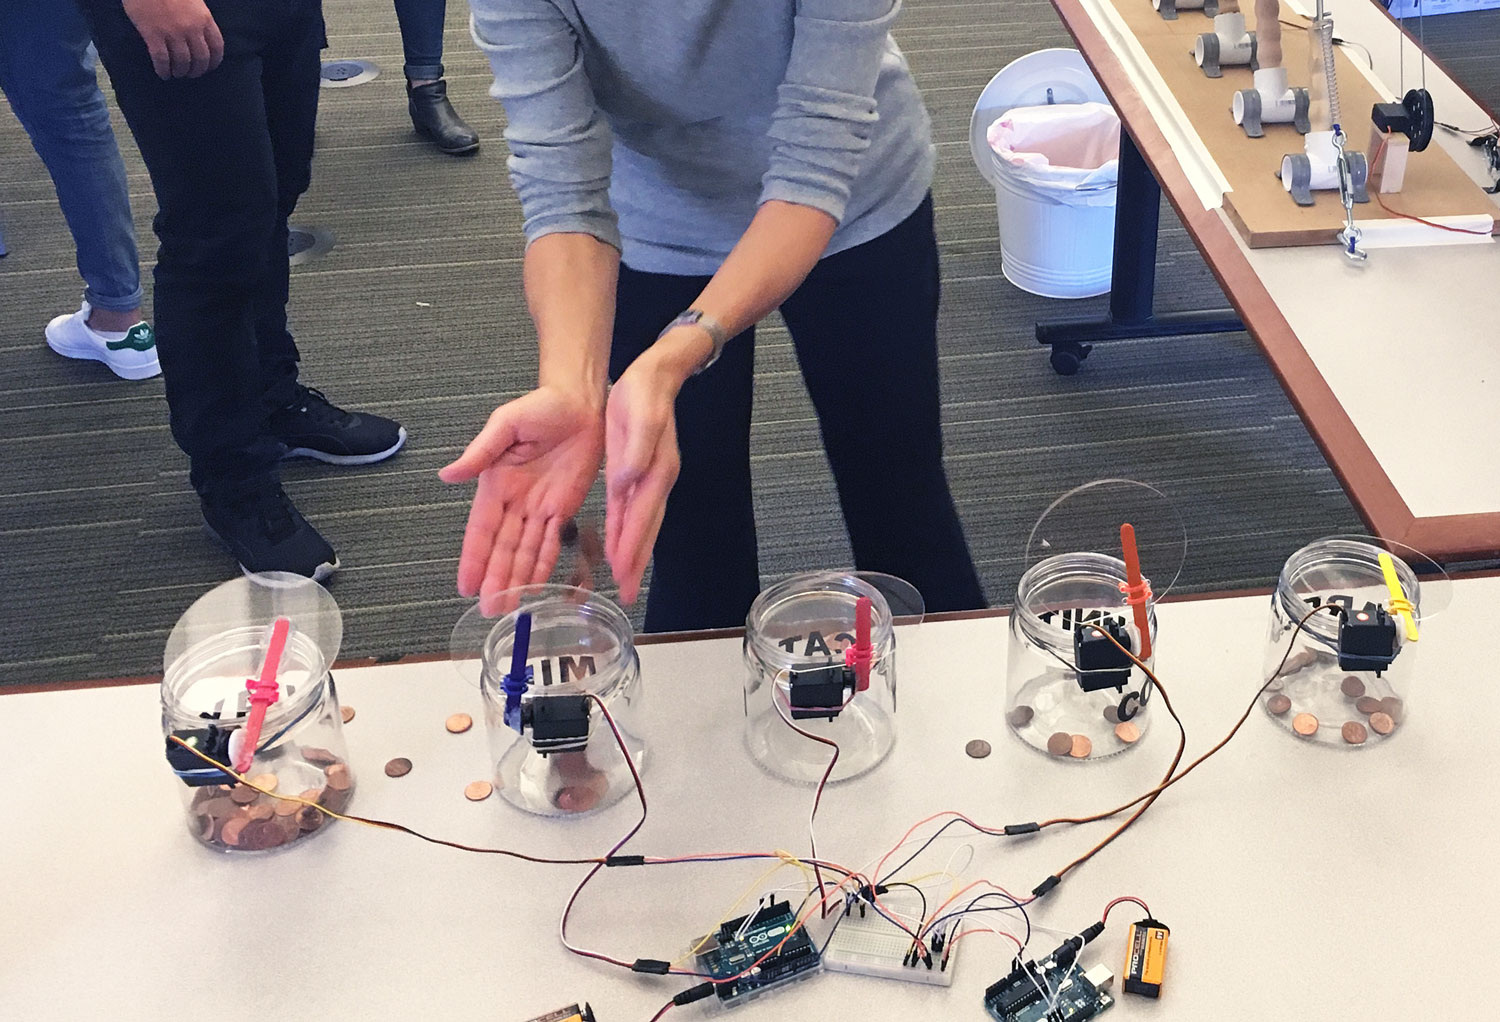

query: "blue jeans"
xmin=393 ymin=0 xmax=445 ymax=80
xmin=0 ymin=0 xmax=143 ymax=313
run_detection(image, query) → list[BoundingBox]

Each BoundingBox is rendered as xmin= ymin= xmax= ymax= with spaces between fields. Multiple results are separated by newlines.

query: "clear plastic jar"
xmin=1260 ymin=537 xmax=1446 ymax=748
xmin=457 ymin=585 xmax=645 ymax=817
xmin=161 ymin=575 xmax=351 ymax=853
xmin=743 ymin=572 xmax=921 ymax=784
xmin=1007 ymin=552 xmax=1158 ymax=760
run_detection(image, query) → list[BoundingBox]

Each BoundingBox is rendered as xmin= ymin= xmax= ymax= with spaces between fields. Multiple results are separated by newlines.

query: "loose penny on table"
xmin=965 ymin=739 xmax=992 ymax=759
xmin=1369 ymin=711 xmax=1396 ymax=735
xmin=1266 ymin=694 xmax=1293 ymax=716
xmin=445 ymin=713 xmax=473 ymax=734
xmin=340 ymin=705 xmax=356 ymax=724
xmin=464 ymin=780 xmax=494 ymax=802
xmin=1355 ymin=696 xmax=1382 ymax=715
xmin=1340 ymin=676 xmax=1366 ymax=698
xmin=1069 ymin=734 xmax=1093 ymax=759
xmin=1046 ymin=732 xmax=1074 ymax=757
xmin=1341 ymin=721 xmax=1369 ymax=745
xmin=1292 ymin=713 xmax=1319 ymax=737
xmin=384 ymin=757 xmax=413 ymax=778
xmin=1114 ymin=721 xmax=1142 ymax=744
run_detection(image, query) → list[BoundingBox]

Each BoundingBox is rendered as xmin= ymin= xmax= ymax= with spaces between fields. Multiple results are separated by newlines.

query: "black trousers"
xmin=79 ymin=0 xmax=320 ymax=500
xmin=611 ymin=196 xmax=985 ymax=633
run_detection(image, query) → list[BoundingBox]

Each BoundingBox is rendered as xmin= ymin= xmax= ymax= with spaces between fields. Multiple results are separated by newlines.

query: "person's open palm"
xmin=440 ymin=387 xmax=604 ymax=615
xmin=604 ymin=362 xmax=682 ymax=605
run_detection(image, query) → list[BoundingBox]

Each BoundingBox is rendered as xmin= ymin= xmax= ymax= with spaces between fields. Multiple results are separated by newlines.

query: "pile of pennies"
xmin=1008 ymin=704 xmax=1143 ymax=759
xmin=1265 ymin=671 xmax=1403 ymax=745
xmin=188 ymin=746 xmax=353 ymax=852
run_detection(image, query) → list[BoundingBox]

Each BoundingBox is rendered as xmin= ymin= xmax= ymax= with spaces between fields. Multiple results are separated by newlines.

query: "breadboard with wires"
xmin=822 ymin=888 xmax=958 ymax=987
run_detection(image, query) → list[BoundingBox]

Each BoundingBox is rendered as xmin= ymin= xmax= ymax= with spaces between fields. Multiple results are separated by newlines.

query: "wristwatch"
xmin=658 ymin=308 xmax=729 ymax=375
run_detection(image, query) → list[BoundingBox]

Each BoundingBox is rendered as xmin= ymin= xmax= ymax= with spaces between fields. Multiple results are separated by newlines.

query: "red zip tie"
xmin=235 ymin=616 xmax=291 ymax=774
xmin=1118 ymin=523 xmax=1153 ymax=661
xmin=845 ymin=596 xmax=873 ymax=692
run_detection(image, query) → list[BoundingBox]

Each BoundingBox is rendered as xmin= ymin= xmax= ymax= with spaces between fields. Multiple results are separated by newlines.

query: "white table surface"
xmin=1074 ymin=0 xmax=1500 ymax=522
xmin=4 ymin=579 xmax=1500 ymax=1021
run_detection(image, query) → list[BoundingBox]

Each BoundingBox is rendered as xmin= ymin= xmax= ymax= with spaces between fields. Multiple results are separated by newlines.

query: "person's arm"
xmin=604 ymin=1 xmax=905 ymax=598
xmin=442 ymin=0 xmax=620 ymax=612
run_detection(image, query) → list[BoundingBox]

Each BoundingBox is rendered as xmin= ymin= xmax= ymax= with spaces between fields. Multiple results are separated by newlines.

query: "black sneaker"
xmin=268 ymin=384 xmax=407 ymax=465
xmin=202 ymin=487 xmax=340 ymax=581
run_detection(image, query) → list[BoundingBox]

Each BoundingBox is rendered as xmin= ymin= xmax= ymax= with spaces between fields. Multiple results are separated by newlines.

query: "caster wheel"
xmin=1049 ymin=342 xmax=1091 ymax=376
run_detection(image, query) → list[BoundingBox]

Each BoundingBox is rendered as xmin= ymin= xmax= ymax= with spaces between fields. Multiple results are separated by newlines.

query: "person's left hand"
xmin=603 ymin=351 xmax=686 ymax=604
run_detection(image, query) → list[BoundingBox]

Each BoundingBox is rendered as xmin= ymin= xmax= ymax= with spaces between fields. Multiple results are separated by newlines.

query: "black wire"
xmin=881 ymin=882 xmax=928 ymax=928
xmin=876 ymin=815 xmax=1004 ymax=887
xmin=925 ymin=891 xmax=1032 ymax=951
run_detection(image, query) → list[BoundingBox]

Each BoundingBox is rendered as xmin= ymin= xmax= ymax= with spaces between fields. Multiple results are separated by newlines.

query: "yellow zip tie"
xmin=1378 ymin=551 xmax=1419 ymax=642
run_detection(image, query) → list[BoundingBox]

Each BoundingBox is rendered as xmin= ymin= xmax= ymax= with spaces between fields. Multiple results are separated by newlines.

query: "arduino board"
xmin=694 ymin=899 xmax=822 ymax=1009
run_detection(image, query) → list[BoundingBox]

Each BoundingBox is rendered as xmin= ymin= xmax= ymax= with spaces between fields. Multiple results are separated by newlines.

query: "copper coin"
xmin=1341 ymin=721 xmax=1368 ymax=745
xmin=229 ymin=784 xmax=259 ymax=805
xmin=220 ymin=817 xmax=248 ymax=847
xmin=1046 ymin=732 xmax=1074 ymax=756
xmin=1378 ymin=697 xmax=1404 ymax=723
xmin=464 ymin=780 xmax=493 ymax=801
xmin=1292 ymin=713 xmax=1319 ymax=737
xmin=1369 ymin=711 xmax=1395 ymax=735
xmin=298 ymin=806 xmax=324 ymax=832
xmin=384 ymin=757 xmax=413 ymax=778
xmin=200 ymin=796 xmax=238 ymax=820
xmin=1266 ymin=694 xmax=1292 ymax=716
xmin=194 ymin=813 xmax=215 ymax=841
xmin=1102 ymin=705 xmax=1122 ymax=724
xmin=246 ymin=803 xmax=274 ymax=822
xmin=554 ymin=784 xmax=602 ymax=813
xmin=1069 ymin=734 xmax=1093 ymax=758
xmin=302 ymin=746 xmax=339 ymax=767
xmin=1006 ymin=706 xmax=1034 ymax=728
xmin=1355 ymin=696 xmax=1382 ymax=715
xmin=1114 ymin=721 xmax=1142 ymax=744
xmin=298 ymin=787 xmax=323 ymax=804
xmin=249 ymin=773 xmax=278 ymax=793
xmin=1340 ymin=676 xmax=1366 ymax=698
xmin=445 ymin=713 xmax=473 ymax=734
xmin=1278 ymin=650 xmax=1317 ymax=676
xmin=273 ymin=796 xmax=302 ymax=818
xmin=340 ymin=705 xmax=355 ymax=724
xmin=325 ymin=763 xmax=352 ymax=791
xmin=319 ymin=785 xmax=352 ymax=814
xmin=241 ymin=819 xmax=283 ymax=851
xmin=965 ymin=739 xmax=992 ymax=759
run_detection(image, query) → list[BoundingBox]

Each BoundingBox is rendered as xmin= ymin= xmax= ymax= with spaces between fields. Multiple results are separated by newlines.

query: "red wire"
xmin=1371 ymin=131 xmax=1495 ymax=235
xmin=1101 ymin=895 xmax=1152 ymax=924
xmin=646 ymin=1000 xmax=674 ymax=1022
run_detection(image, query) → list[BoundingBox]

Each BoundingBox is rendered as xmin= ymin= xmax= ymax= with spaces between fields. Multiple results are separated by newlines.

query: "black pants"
xmin=611 ymin=196 xmax=985 ymax=632
xmin=80 ymin=0 xmax=320 ymax=500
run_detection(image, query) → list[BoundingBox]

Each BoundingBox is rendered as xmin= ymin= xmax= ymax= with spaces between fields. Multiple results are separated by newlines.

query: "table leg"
xmin=1034 ymin=128 xmax=1243 ymax=375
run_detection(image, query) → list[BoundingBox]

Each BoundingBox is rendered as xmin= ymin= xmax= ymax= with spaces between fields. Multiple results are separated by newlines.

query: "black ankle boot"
xmin=407 ymin=79 xmax=480 ymax=155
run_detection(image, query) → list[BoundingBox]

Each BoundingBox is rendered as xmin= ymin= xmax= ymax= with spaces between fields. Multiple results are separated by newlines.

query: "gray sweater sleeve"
xmin=469 ymin=0 xmax=620 ymax=251
xmin=761 ymin=0 xmax=902 ymax=224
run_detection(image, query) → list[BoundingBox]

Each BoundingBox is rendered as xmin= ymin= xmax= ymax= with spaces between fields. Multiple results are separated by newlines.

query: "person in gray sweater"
xmin=441 ymin=0 xmax=984 ymax=629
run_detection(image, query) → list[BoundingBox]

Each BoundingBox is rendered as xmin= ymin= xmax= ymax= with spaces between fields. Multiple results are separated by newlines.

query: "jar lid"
xmin=1024 ymin=479 xmax=1187 ymax=601
xmin=1276 ymin=535 xmax=1452 ymax=642
xmin=744 ymin=571 xmax=924 ymax=672
xmin=163 ymin=573 xmax=343 ymax=679
xmin=451 ymin=585 xmax=636 ymax=698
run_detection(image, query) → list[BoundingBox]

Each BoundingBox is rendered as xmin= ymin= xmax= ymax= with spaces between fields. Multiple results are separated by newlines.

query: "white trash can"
xmin=970 ymin=49 xmax=1119 ymax=300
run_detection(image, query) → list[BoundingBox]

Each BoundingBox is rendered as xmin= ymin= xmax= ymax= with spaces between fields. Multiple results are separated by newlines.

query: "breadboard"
xmin=822 ymin=890 xmax=958 ymax=987
xmin=1103 ymin=0 xmax=1498 ymax=246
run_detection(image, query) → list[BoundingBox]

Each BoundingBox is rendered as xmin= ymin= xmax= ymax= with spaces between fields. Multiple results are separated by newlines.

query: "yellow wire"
xmin=670 ymin=853 xmax=816 ymax=967
xmin=168 ymin=734 xmax=381 ymax=830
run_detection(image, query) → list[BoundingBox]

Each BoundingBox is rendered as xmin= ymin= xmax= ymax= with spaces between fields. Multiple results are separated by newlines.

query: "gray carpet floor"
xmin=2 ymin=0 xmax=1495 ymax=686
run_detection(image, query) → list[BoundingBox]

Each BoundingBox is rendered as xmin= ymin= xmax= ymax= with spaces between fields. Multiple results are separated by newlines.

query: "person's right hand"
xmin=439 ymin=387 xmax=605 ymax=616
xmin=122 ymin=0 xmax=225 ymax=80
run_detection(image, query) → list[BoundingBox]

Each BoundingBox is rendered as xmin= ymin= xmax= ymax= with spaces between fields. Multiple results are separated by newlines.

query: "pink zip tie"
xmin=235 ymin=616 xmax=291 ymax=774
xmin=844 ymin=596 xmax=874 ymax=692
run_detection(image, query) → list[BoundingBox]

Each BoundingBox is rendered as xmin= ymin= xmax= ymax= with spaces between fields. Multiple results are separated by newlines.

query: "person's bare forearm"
xmin=525 ymin=232 xmax=620 ymax=411
xmin=647 ymin=200 xmax=838 ymax=379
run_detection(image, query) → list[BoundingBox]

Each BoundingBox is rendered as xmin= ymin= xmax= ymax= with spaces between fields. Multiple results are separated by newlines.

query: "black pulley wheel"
xmin=1402 ymin=88 xmax=1434 ymax=152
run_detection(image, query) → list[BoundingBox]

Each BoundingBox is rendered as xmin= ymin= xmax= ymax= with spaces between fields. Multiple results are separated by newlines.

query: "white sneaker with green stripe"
xmin=45 ymin=301 xmax=161 ymax=380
